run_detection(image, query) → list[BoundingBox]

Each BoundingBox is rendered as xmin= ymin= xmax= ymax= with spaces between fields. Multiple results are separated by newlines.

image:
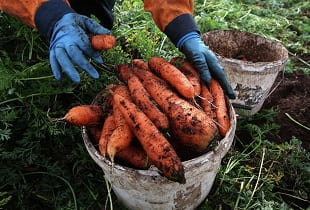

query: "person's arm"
xmin=0 ymin=0 xmax=112 ymax=83
xmin=143 ymin=0 xmax=197 ymax=47
xmin=0 ymin=0 xmax=69 ymax=28
xmin=143 ymin=0 xmax=235 ymax=99
xmin=0 ymin=0 xmax=115 ymax=37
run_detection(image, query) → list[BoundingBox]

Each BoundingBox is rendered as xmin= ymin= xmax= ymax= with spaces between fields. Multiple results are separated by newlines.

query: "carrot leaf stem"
xmin=285 ymin=113 xmax=310 ymax=131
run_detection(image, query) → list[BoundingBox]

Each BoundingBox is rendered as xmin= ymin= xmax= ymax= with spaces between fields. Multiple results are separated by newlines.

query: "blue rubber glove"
xmin=49 ymin=13 xmax=111 ymax=83
xmin=178 ymin=32 xmax=236 ymax=99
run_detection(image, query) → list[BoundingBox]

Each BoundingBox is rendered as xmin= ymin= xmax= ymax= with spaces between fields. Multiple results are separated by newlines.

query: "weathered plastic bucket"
xmin=202 ymin=30 xmax=288 ymax=115
xmin=82 ymin=92 xmax=236 ymax=210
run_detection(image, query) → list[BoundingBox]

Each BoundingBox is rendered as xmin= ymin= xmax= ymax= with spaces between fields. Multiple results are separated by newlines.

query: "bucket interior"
xmin=202 ymin=30 xmax=288 ymax=63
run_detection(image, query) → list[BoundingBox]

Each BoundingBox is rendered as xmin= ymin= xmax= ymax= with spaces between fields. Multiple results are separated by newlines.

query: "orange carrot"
xmin=107 ymin=110 xmax=133 ymax=161
xmin=115 ymin=64 xmax=134 ymax=82
xmin=112 ymin=84 xmax=132 ymax=101
xmin=200 ymin=82 xmax=216 ymax=121
xmin=61 ymin=105 xmax=104 ymax=126
xmin=127 ymin=74 xmax=169 ymax=130
xmin=91 ymin=34 xmax=116 ymax=50
xmin=107 ymin=85 xmax=133 ymax=161
xmin=98 ymin=114 xmax=116 ymax=157
xmin=170 ymin=57 xmax=201 ymax=96
xmin=115 ymin=65 xmax=169 ymax=130
xmin=133 ymin=67 xmax=217 ymax=153
xmin=116 ymin=143 xmax=151 ymax=169
xmin=113 ymin=93 xmax=185 ymax=183
xmin=208 ymin=78 xmax=230 ymax=136
xmin=132 ymin=59 xmax=150 ymax=71
xmin=148 ymin=56 xmax=195 ymax=99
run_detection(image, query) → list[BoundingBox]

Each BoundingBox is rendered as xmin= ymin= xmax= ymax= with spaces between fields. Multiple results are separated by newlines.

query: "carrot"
xmin=113 ymin=94 xmax=185 ymax=183
xmin=200 ymin=82 xmax=216 ymax=121
xmin=115 ymin=65 xmax=169 ymax=130
xmin=107 ymin=85 xmax=133 ymax=161
xmin=107 ymin=112 xmax=133 ymax=161
xmin=112 ymin=84 xmax=132 ymax=101
xmin=98 ymin=114 xmax=116 ymax=157
xmin=59 ymin=105 xmax=104 ymax=126
xmin=132 ymin=59 xmax=150 ymax=71
xmin=115 ymin=64 xmax=134 ymax=82
xmin=133 ymin=67 xmax=217 ymax=153
xmin=116 ymin=143 xmax=151 ymax=169
xmin=148 ymin=56 xmax=195 ymax=99
xmin=170 ymin=57 xmax=201 ymax=96
xmin=127 ymin=74 xmax=169 ymax=130
xmin=91 ymin=34 xmax=116 ymax=50
xmin=208 ymin=78 xmax=230 ymax=136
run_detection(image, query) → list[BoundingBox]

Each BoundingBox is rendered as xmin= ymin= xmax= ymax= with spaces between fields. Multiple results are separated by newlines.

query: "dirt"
xmin=262 ymin=70 xmax=310 ymax=150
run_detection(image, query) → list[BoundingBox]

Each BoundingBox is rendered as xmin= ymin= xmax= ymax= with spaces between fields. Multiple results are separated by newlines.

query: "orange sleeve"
xmin=143 ymin=0 xmax=194 ymax=32
xmin=0 ymin=0 xmax=69 ymax=28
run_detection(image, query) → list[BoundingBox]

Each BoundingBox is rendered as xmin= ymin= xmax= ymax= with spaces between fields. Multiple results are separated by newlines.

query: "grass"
xmin=0 ymin=0 xmax=309 ymax=209
xmin=201 ymin=109 xmax=309 ymax=209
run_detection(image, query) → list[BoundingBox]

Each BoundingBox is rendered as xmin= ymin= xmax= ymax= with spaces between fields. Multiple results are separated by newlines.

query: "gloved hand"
xmin=49 ymin=13 xmax=111 ymax=83
xmin=178 ymin=32 xmax=236 ymax=99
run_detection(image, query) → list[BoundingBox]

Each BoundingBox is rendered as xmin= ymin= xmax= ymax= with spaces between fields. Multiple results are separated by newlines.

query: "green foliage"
xmin=0 ymin=13 xmax=115 ymax=210
xmin=111 ymin=0 xmax=179 ymax=61
xmin=194 ymin=0 xmax=309 ymax=75
xmin=0 ymin=0 xmax=309 ymax=209
xmin=0 ymin=192 xmax=12 ymax=208
xmin=199 ymin=109 xmax=309 ymax=209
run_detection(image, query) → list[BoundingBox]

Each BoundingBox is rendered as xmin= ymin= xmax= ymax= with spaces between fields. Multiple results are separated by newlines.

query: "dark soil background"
xmin=263 ymin=70 xmax=310 ymax=150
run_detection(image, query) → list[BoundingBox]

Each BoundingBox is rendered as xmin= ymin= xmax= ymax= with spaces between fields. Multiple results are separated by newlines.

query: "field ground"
xmin=263 ymin=71 xmax=310 ymax=151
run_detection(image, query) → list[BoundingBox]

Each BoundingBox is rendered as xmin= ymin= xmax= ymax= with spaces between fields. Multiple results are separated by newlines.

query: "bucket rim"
xmin=202 ymin=29 xmax=289 ymax=70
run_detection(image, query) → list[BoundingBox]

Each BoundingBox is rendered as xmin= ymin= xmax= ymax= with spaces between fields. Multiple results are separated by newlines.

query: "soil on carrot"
xmin=262 ymin=70 xmax=310 ymax=150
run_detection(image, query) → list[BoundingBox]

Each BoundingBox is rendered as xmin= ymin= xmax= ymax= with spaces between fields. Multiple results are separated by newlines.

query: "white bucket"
xmin=82 ymin=94 xmax=236 ymax=210
xmin=202 ymin=30 xmax=288 ymax=115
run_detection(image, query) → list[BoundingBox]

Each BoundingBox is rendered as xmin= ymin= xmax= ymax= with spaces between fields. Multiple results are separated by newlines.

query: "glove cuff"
xmin=34 ymin=0 xmax=75 ymax=39
xmin=176 ymin=31 xmax=201 ymax=50
xmin=164 ymin=14 xmax=199 ymax=47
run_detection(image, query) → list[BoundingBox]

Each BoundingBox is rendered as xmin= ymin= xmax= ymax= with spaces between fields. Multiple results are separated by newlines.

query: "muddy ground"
xmin=263 ymin=70 xmax=310 ymax=150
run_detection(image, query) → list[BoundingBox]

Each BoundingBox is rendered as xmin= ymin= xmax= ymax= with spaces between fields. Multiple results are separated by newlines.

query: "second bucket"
xmin=202 ymin=30 xmax=288 ymax=115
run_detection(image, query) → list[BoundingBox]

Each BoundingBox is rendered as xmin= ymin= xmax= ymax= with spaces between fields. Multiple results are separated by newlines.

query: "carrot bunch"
xmin=56 ymin=56 xmax=231 ymax=184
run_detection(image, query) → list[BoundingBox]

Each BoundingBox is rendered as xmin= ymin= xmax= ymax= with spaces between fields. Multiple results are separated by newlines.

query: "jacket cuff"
xmin=34 ymin=0 xmax=75 ymax=39
xmin=164 ymin=14 xmax=199 ymax=47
